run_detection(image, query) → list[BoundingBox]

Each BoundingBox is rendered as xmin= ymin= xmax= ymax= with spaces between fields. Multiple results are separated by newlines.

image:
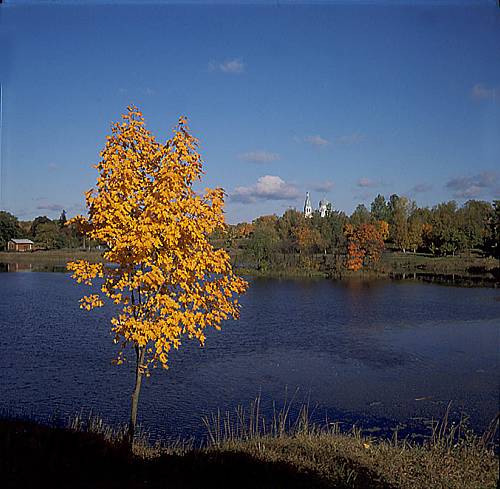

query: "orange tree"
xmin=344 ymin=223 xmax=385 ymax=271
xmin=67 ymin=106 xmax=248 ymax=443
xmin=344 ymin=224 xmax=364 ymax=271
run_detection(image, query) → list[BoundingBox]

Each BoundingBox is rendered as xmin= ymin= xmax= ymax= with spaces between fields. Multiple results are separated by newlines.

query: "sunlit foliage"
xmin=68 ymin=106 xmax=248 ymax=372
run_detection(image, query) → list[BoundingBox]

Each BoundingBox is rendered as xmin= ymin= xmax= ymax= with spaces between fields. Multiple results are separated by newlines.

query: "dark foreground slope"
xmin=1 ymin=418 xmax=497 ymax=489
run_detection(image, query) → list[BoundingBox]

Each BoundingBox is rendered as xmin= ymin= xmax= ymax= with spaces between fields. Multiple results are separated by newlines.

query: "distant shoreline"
xmin=0 ymin=249 xmax=105 ymax=263
xmin=0 ymin=249 xmax=498 ymax=287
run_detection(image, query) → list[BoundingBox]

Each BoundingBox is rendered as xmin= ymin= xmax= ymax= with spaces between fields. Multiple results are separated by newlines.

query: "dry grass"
xmin=1 ymin=401 xmax=498 ymax=488
xmin=201 ymin=398 xmax=499 ymax=489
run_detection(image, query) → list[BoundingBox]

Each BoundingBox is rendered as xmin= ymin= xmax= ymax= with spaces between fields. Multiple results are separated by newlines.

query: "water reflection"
xmin=391 ymin=271 xmax=498 ymax=287
xmin=1 ymin=260 xmax=498 ymax=287
xmin=0 ymin=262 xmax=33 ymax=272
xmin=0 ymin=262 xmax=68 ymax=273
xmin=0 ymin=272 xmax=498 ymax=441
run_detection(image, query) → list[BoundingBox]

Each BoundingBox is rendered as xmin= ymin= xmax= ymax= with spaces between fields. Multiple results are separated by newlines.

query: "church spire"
xmin=304 ymin=192 xmax=312 ymax=218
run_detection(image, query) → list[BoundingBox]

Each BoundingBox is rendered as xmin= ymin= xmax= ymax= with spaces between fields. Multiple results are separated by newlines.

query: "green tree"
xmin=34 ymin=221 xmax=66 ymax=249
xmin=370 ymin=194 xmax=390 ymax=222
xmin=0 ymin=211 xmax=24 ymax=250
xmin=321 ymin=210 xmax=348 ymax=253
xmin=246 ymin=215 xmax=280 ymax=270
xmin=350 ymin=204 xmax=371 ymax=227
xmin=277 ymin=209 xmax=305 ymax=253
xmin=430 ymin=201 xmax=467 ymax=256
xmin=488 ymin=200 xmax=500 ymax=257
xmin=457 ymin=200 xmax=493 ymax=250
xmin=58 ymin=209 xmax=67 ymax=229
xmin=406 ymin=219 xmax=423 ymax=253
xmin=389 ymin=196 xmax=413 ymax=252
xmin=30 ymin=216 xmax=52 ymax=238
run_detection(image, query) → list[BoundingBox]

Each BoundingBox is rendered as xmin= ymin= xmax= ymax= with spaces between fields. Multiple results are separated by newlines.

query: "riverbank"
xmin=0 ymin=250 xmax=104 ymax=272
xmin=373 ymin=251 xmax=499 ymax=287
xmin=235 ymin=251 xmax=499 ymax=286
xmin=0 ymin=249 xmax=104 ymax=264
xmin=0 ymin=249 xmax=498 ymax=286
xmin=1 ymin=413 xmax=497 ymax=489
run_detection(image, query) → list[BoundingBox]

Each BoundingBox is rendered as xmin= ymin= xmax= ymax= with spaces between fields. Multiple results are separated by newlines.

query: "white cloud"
xmin=471 ymin=83 xmax=498 ymax=101
xmin=209 ymin=58 xmax=244 ymax=74
xmin=357 ymin=177 xmax=380 ymax=188
xmin=445 ymin=171 xmax=498 ymax=198
xmin=311 ymin=180 xmax=334 ymax=192
xmin=411 ymin=183 xmax=433 ymax=193
xmin=36 ymin=202 xmax=64 ymax=212
xmin=238 ymin=150 xmax=280 ymax=163
xmin=231 ymin=175 xmax=299 ymax=204
xmin=304 ymin=135 xmax=329 ymax=146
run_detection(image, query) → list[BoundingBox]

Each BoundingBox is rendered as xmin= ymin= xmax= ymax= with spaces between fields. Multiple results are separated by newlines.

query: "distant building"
xmin=319 ymin=199 xmax=330 ymax=218
xmin=304 ymin=192 xmax=313 ymax=218
xmin=304 ymin=193 xmax=331 ymax=218
xmin=7 ymin=239 xmax=34 ymax=252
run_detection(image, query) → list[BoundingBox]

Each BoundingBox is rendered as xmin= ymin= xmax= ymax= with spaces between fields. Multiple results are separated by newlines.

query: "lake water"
xmin=0 ymin=271 xmax=498 ymax=441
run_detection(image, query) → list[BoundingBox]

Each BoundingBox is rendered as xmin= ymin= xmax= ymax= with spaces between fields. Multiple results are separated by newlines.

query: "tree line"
xmin=217 ymin=196 xmax=499 ymax=273
xmin=2 ymin=196 xmax=499 ymax=272
xmin=0 ymin=209 xmax=91 ymax=251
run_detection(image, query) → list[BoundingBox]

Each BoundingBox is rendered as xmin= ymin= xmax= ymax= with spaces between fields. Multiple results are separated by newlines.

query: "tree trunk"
xmin=128 ymin=345 xmax=145 ymax=446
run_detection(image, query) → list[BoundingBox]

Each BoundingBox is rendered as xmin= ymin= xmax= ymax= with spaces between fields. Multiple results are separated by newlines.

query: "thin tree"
xmin=68 ymin=106 xmax=248 ymax=445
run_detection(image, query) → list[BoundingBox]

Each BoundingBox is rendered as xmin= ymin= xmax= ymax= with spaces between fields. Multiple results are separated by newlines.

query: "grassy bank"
xmin=0 ymin=249 xmax=104 ymax=264
xmin=235 ymin=251 xmax=499 ymax=286
xmin=0 ymin=249 xmax=498 ymax=286
xmin=0 ymin=249 xmax=104 ymax=272
xmin=1 ymin=408 xmax=498 ymax=489
xmin=378 ymin=251 xmax=499 ymax=276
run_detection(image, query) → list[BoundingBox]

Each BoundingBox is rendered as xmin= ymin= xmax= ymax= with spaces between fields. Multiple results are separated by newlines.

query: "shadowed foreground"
xmin=1 ymin=418 xmax=497 ymax=489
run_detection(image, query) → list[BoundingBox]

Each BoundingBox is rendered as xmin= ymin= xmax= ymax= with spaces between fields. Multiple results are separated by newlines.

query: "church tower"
xmin=319 ymin=198 xmax=330 ymax=218
xmin=304 ymin=192 xmax=313 ymax=218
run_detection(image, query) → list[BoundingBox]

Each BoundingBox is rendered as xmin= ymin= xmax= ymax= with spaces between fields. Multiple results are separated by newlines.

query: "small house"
xmin=7 ymin=238 xmax=34 ymax=252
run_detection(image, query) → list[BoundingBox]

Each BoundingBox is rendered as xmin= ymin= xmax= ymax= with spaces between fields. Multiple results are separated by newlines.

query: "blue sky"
xmin=1 ymin=1 xmax=499 ymax=224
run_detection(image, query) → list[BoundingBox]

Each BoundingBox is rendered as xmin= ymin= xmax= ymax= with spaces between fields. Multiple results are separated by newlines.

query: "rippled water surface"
xmin=1 ymin=272 xmax=498 ymax=439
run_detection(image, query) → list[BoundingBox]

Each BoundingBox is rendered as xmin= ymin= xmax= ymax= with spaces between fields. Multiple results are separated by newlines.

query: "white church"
xmin=304 ymin=192 xmax=331 ymax=218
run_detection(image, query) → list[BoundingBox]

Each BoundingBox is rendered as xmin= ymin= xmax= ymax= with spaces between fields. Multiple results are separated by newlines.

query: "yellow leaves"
xmin=67 ymin=260 xmax=104 ymax=285
xmin=79 ymin=294 xmax=104 ymax=311
xmin=376 ymin=220 xmax=390 ymax=241
xmin=66 ymin=215 xmax=92 ymax=238
xmin=69 ymin=106 xmax=248 ymax=373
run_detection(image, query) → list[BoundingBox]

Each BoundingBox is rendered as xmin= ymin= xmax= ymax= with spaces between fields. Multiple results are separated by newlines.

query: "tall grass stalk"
xmin=202 ymin=391 xmax=314 ymax=447
xmin=203 ymin=395 xmax=499 ymax=455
